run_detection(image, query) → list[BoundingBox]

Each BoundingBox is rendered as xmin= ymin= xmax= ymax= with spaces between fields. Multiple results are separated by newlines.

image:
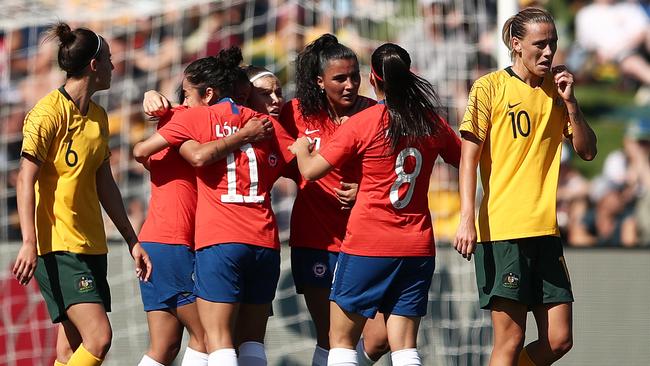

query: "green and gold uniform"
xmin=460 ymin=68 xmax=573 ymax=308
xmin=22 ymin=86 xmax=111 ymax=322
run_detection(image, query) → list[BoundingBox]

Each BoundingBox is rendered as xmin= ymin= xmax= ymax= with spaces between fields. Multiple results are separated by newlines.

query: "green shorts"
xmin=474 ymin=236 xmax=573 ymax=310
xmin=34 ymin=252 xmax=111 ymax=323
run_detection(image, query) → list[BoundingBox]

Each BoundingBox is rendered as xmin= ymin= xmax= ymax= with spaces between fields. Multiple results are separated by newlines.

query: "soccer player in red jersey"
xmin=278 ymin=34 xmax=383 ymax=366
xmin=134 ymin=47 xmax=295 ymax=366
xmin=136 ymin=54 xmax=270 ymax=366
xmin=289 ymin=43 xmax=461 ymax=366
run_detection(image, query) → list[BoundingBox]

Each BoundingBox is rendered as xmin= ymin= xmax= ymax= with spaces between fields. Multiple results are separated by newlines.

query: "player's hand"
xmin=12 ymin=243 xmax=37 ymax=286
xmin=288 ymin=137 xmax=312 ymax=155
xmin=129 ymin=242 xmax=152 ymax=282
xmin=240 ymin=118 xmax=273 ymax=143
xmin=334 ymin=181 xmax=358 ymax=209
xmin=552 ymin=65 xmax=576 ymax=104
xmin=143 ymin=90 xmax=171 ymax=118
xmin=453 ymin=218 xmax=477 ymax=261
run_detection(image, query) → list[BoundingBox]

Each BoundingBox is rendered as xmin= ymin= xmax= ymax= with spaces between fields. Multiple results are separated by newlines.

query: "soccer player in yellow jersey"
xmin=11 ymin=23 xmax=152 ymax=366
xmin=454 ymin=8 xmax=597 ymax=366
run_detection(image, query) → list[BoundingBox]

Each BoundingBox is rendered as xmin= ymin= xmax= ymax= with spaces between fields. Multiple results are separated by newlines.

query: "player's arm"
xmin=440 ymin=121 xmax=462 ymax=169
xmin=288 ymin=136 xmax=333 ymax=181
xmin=453 ymin=132 xmax=482 ymax=261
xmin=143 ymin=90 xmax=174 ymax=118
xmin=133 ymin=133 xmax=170 ymax=166
xmin=96 ymin=161 xmax=151 ymax=281
xmin=12 ymin=154 xmax=41 ymax=285
xmin=178 ymin=117 xmax=273 ymax=167
xmin=553 ymin=65 xmax=597 ymax=161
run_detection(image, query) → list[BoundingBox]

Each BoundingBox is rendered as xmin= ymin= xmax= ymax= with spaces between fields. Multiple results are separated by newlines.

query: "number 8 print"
xmin=389 ymin=147 xmax=422 ymax=209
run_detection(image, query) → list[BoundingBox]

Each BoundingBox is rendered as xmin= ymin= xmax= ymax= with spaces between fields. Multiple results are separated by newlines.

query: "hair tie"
xmin=371 ymin=65 xmax=383 ymax=82
xmin=249 ymin=71 xmax=274 ymax=83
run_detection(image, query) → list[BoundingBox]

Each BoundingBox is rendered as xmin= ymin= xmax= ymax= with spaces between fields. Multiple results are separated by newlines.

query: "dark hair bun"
xmin=53 ymin=22 xmax=75 ymax=46
xmin=216 ymin=47 xmax=243 ymax=69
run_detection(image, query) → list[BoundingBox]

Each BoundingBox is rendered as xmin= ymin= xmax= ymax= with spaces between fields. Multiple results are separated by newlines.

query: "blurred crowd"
xmin=1 ymin=0 xmax=649 ymax=247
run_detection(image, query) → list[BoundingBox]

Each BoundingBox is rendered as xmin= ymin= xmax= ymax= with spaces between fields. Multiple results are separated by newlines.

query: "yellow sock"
xmin=518 ymin=348 xmax=536 ymax=366
xmin=54 ymin=361 xmax=67 ymax=366
xmin=66 ymin=344 xmax=103 ymax=366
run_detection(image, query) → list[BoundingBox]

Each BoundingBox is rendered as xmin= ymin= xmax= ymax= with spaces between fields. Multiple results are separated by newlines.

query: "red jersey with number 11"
xmin=158 ymin=100 xmax=295 ymax=250
xmin=319 ymin=104 xmax=461 ymax=257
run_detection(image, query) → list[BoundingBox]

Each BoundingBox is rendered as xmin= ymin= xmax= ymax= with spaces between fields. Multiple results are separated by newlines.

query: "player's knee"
xmin=549 ymin=332 xmax=573 ymax=359
xmin=495 ymin=331 xmax=525 ymax=354
xmin=364 ymin=337 xmax=389 ymax=360
xmin=148 ymin=343 xmax=181 ymax=365
xmin=84 ymin=330 xmax=112 ymax=358
xmin=56 ymin=342 xmax=74 ymax=363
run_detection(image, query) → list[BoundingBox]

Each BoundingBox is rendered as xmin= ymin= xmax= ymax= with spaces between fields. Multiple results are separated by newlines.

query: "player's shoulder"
xmin=280 ymin=98 xmax=303 ymax=118
xmin=342 ymin=103 xmax=385 ymax=133
xmin=25 ymin=88 xmax=69 ymax=124
xmin=473 ymin=69 xmax=510 ymax=88
xmin=352 ymin=102 xmax=385 ymax=120
xmin=356 ymin=95 xmax=377 ymax=109
xmin=286 ymin=98 xmax=301 ymax=110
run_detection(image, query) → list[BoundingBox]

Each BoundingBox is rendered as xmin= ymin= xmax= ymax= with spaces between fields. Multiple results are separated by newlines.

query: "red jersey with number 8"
xmin=158 ymin=99 xmax=295 ymax=250
xmin=319 ymin=104 xmax=461 ymax=257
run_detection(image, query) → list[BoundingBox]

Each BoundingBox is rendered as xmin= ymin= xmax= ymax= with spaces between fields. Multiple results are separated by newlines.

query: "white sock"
xmin=238 ymin=341 xmax=266 ymax=366
xmin=355 ymin=339 xmax=375 ymax=366
xmin=181 ymin=346 xmax=209 ymax=366
xmin=390 ymin=348 xmax=421 ymax=366
xmin=312 ymin=345 xmax=329 ymax=366
xmin=138 ymin=355 xmax=165 ymax=366
xmin=327 ymin=348 xmax=357 ymax=366
xmin=208 ymin=348 xmax=237 ymax=366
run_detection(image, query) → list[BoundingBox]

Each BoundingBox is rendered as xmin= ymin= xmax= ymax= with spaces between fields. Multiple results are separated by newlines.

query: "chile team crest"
xmin=268 ymin=153 xmax=278 ymax=167
xmin=312 ymin=262 xmax=327 ymax=278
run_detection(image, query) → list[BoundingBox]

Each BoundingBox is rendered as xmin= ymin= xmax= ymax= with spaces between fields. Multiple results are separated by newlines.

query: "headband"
xmin=90 ymin=32 xmax=102 ymax=60
xmin=249 ymin=71 xmax=275 ymax=83
xmin=70 ymin=32 xmax=102 ymax=75
xmin=371 ymin=65 xmax=383 ymax=82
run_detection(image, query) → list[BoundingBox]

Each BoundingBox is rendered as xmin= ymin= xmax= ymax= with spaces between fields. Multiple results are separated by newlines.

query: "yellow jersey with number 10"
xmin=21 ymin=87 xmax=110 ymax=255
xmin=460 ymin=68 xmax=571 ymax=242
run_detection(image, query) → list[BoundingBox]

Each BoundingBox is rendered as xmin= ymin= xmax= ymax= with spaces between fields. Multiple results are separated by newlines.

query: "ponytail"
xmin=371 ymin=43 xmax=443 ymax=151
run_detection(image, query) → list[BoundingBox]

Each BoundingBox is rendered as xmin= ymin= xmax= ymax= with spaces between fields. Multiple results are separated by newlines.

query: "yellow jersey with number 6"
xmin=21 ymin=87 xmax=110 ymax=255
xmin=460 ymin=68 xmax=571 ymax=242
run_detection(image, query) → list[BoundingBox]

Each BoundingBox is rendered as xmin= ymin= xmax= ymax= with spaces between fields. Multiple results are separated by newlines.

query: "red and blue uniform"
xmin=138 ymin=106 xmax=198 ymax=311
xmin=158 ymin=99 xmax=295 ymax=304
xmin=319 ymin=103 xmax=461 ymax=317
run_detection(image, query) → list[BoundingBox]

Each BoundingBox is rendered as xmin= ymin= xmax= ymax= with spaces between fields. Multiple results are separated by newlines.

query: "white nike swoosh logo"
xmin=305 ymin=129 xmax=320 ymax=135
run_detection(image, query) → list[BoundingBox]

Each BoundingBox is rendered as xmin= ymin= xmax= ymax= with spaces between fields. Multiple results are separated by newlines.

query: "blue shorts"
xmin=330 ymin=253 xmax=435 ymax=318
xmin=194 ymin=243 xmax=280 ymax=304
xmin=291 ymin=247 xmax=338 ymax=293
xmin=139 ymin=242 xmax=196 ymax=312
